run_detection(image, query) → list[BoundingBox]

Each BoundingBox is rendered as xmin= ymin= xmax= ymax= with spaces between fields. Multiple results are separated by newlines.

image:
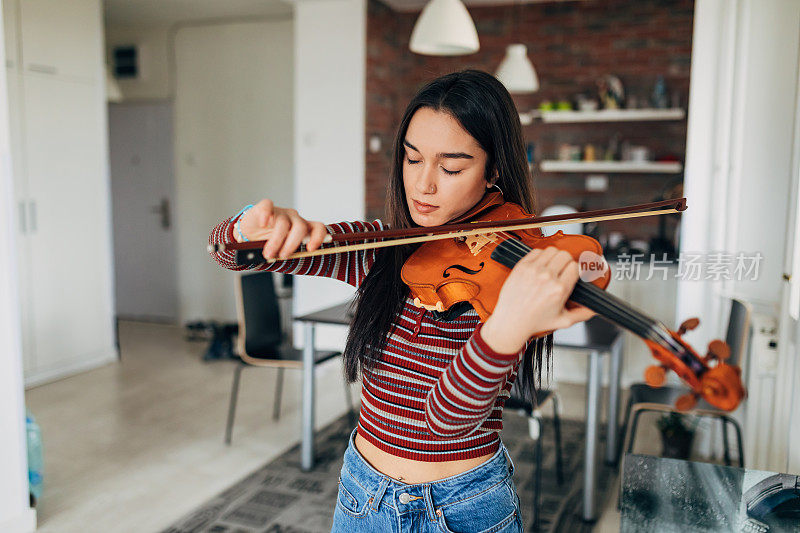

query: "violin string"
xmin=492 ymin=236 xmax=680 ymax=350
xmin=493 ymin=240 xmax=681 ymax=356
xmin=494 ymin=238 xmax=667 ymax=343
xmin=490 ymin=239 xmax=733 ymax=403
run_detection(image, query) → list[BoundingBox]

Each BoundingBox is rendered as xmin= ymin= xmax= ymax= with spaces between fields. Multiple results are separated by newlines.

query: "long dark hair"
xmin=343 ymin=69 xmax=553 ymax=402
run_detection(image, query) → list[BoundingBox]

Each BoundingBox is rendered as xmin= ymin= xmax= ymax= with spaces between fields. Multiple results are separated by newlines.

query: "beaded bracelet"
xmin=233 ymin=204 xmax=254 ymax=242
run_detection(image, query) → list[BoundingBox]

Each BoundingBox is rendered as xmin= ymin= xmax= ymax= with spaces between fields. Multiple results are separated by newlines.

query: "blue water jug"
xmin=26 ymin=410 xmax=43 ymax=506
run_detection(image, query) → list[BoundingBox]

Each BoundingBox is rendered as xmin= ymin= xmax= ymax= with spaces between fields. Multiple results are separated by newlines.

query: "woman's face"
xmin=402 ymin=107 xmax=495 ymax=227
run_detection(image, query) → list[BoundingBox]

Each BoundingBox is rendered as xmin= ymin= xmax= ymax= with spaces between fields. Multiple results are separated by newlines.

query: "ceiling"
xmin=104 ymin=0 xmax=583 ymax=24
xmin=384 ymin=0 xmax=583 ymax=13
xmin=104 ymin=0 xmax=292 ymax=26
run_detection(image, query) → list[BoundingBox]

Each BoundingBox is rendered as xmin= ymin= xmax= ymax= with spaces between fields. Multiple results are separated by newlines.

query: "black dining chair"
xmin=225 ymin=271 xmax=355 ymax=444
xmin=505 ymin=379 xmax=565 ymax=532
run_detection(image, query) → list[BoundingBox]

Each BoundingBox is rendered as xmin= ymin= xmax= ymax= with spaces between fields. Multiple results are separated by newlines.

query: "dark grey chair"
xmin=505 ymin=381 xmax=564 ymax=532
xmin=225 ymin=271 xmax=355 ymax=444
xmin=620 ymin=298 xmax=752 ymax=467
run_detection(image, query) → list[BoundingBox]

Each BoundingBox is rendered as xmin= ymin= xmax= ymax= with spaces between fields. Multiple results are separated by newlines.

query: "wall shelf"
xmin=536 ymin=108 xmax=685 ymax=123
xmin=539 ymin=160 xmax=683 ymax=173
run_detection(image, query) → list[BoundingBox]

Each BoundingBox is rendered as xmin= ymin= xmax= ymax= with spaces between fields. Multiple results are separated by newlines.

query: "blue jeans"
xmin=331 ymin=428 xmax=523 ymax=533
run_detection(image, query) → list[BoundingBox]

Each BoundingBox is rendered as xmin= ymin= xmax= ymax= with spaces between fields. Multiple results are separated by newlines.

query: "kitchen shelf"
xmin=539 ymin=160 xmax=683 ymax=173
xmin=539 ymin=108 xmax=685 ymax=123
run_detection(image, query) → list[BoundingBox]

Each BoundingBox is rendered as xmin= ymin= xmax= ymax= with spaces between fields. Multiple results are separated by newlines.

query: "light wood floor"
xmin=24 ymin=320 xmax=656 ymax=532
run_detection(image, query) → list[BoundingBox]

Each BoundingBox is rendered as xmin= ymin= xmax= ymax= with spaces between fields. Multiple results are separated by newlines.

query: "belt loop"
xmin=503 ymin=444 xmax=515 ymax=475
xmin=370 ymin=477 xmax=390 ymax=511
xmin=422 ymin=484 xmax=438 ymax=521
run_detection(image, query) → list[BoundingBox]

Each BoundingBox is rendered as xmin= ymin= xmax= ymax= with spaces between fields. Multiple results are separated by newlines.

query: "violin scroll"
xmin=644 ymin=317 xmax=746 ymax=412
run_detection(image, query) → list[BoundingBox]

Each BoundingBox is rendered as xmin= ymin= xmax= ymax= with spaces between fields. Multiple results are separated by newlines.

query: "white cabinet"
xmin=5 ymin=0 xmax=116 ymax=385
xmin=19 ymin=0 xmax=101 ymax=81
xmin=22 ymin=75 xmax=114 ymax=375
xmin=3 ymin=0 xmax=19 ymax=69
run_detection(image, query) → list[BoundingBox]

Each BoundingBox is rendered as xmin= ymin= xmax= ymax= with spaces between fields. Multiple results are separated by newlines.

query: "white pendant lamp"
xmin=409 ymin=0 xmax=479 ymax=56
xmin=495 ymin=44 xmax=539 ymax=94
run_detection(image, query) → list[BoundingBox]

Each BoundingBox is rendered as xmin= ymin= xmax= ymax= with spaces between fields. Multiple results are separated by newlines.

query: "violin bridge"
xmin=413 ymin=297 xmax=445 ymax=312
xmin=464 ymin=233 xmax=497 ymax=256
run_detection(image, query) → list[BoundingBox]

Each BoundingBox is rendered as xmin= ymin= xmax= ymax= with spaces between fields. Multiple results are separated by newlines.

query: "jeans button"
xmin=399 ymin=492 xmax=411 ymax=504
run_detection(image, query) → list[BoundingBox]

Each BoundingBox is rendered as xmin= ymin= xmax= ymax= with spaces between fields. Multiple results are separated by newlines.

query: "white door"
xmin=108 ymin=101 xmax=178 ymax=322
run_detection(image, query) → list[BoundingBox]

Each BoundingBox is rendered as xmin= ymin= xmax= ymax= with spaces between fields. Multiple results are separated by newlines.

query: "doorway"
xmin=108 ymin=101 xmax=178 ymax=323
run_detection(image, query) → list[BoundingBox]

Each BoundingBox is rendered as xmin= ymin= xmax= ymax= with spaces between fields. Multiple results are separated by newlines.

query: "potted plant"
xmin=656 ymin=412 xmax=697 ymax=460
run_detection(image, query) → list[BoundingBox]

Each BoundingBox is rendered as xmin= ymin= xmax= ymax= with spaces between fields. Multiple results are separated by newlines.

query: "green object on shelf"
xmin=539 ymin=100 xmax=554 ymax=111
xmin=556 ymin=100 xmax=572 ymax=111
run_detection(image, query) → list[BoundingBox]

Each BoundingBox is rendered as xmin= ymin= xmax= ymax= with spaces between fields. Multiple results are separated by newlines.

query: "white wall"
xmin=291 ymin=0 xmax=366 ymax=349
xmin=105 ymin=25 xmax=171 ymax=100
xmin=107 ymin=0 xmax=367 ymax=350
xmin=0 ymin=3 xmax=36 ymax=530
xmin=678 ymin=0 xmax=797 ymax=342
xmin=680 ymin=0 xmax=800 ymax=471
xmin=173 ymin=19 xmax=295 ymax=323
xmin=106 ymin=18 xmax=295 ymax=323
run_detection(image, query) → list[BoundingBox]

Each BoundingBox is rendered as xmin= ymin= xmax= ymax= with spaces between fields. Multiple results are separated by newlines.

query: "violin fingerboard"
xmin=490 ymin=240 xmax=527 ymax=269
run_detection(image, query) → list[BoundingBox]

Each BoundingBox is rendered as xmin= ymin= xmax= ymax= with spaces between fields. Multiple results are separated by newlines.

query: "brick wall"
xmin=366 ymin=0 xmax=693 ymax=244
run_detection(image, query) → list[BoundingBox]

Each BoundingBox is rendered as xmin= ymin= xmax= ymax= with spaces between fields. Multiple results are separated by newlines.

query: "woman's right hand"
xmin=481 ymin=246 xmax=595 ymax=354
xmin=238 ymin=199 xmax=328 ymax=260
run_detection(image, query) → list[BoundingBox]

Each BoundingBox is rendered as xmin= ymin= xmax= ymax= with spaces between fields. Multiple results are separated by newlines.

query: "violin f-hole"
xmin=443 ymin=262 xmax=485 ymax=278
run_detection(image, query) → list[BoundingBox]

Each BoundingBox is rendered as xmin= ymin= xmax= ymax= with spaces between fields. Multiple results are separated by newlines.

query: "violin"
xmin=212 ymin=193 xmax=746 ymax=412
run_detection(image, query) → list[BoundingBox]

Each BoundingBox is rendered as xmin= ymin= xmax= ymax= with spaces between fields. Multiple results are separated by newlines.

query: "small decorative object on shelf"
xmin=556 ymin=99 xmax=572 ymax=110
xmin=576 ymin=93 xmax=598 ymax=111
xmin=651 ymin=75 xmax=669 ymax=109
xmin=584 ymin=143 xmax=596 ymax=162
xmin=538 ymin=99 xmax=554 ymax=111
xmin=596 ymin=74 xmax=625 ymax=109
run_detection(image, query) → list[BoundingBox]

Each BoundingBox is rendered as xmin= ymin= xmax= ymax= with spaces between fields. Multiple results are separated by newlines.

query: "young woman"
xmin=209 ymin=69 xmax=594 ymax=532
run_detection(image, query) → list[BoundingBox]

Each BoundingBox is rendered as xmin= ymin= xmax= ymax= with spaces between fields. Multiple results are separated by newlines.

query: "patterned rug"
xmin=161 ymin=409 xmax=617 ymax=532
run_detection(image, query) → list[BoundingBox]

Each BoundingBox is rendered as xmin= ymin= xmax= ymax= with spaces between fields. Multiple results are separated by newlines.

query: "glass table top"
xmin=621 ymin=454 xmax=800 ymax=532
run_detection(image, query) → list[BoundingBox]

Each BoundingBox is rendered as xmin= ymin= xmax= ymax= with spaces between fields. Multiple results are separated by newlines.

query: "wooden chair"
xmin=225 ymin=271 xmax=354 ymax=444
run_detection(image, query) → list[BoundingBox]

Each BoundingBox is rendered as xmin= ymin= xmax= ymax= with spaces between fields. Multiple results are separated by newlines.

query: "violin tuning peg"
xmin=644 ymin=365 xmax=667 ymax=387
xmin=675 ymin=392 xmax=698 ymax=412
xmin=678 ymin=317 xmax=700 ymax=335
xmin=706 ymin=339 xmax=731 ymax=362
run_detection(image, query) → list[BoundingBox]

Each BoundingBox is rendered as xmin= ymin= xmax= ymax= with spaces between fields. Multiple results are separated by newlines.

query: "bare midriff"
xmin=354 ymin=429 xmax=496 ymax=484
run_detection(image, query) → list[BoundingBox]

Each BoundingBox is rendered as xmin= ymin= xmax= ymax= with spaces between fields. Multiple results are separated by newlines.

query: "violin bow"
xmin=208 ymin=197 xmax=686 ymax=264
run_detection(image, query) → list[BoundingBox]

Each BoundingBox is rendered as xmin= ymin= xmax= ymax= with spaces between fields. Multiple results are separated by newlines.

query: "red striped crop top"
xmin=208 ymin=213 xmax=524 ymax=461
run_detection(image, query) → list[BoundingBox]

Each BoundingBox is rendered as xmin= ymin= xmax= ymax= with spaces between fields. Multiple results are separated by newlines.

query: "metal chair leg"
xmin=720 ymin=415 xmax=731 ymax=466
xmin=344 ymin=381 xmax=357 ymax=425
xmin=618 ymin=407 xmax=651 ymax=510
xmin=272 ymin=367 xmax=284 ymax=421
xmin=532 ymin=415 xmax=543 ymax=532
xmin=626 ymin=407 xmax=647 ymax=455
xmin=724 ymin=415 xmax=745 ymax=468
xmin=551 ymin=395 xmax=564 ymax=485
xmin=225 ymin=363 xmax=245 ymax=445
xmin=620 ymin=396 xmax=634 ymax=461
